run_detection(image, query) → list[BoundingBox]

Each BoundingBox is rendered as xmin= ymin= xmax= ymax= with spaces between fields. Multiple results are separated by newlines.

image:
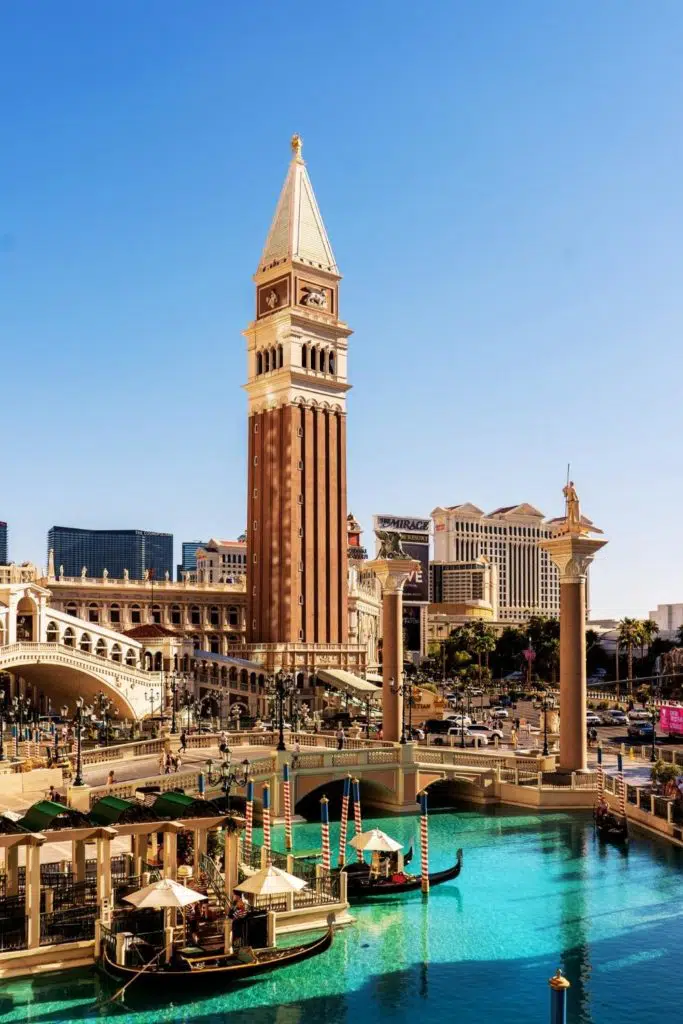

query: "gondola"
xmin=594 ymin=809 xmax=628 ymax=845
xmin=100 ymin=925 xmax=334 ymax=996
xmin=342 ymin=848 xmax=462 ymax=899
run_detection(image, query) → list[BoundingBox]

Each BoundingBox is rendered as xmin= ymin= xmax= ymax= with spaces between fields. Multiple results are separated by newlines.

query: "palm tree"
xmin=618 ymin=618 xmax=643 ymax=695
xmin=467 ymin=620 xmax=497 ymax=689
xmin=640 ymin=619 xmax=660 ymax=665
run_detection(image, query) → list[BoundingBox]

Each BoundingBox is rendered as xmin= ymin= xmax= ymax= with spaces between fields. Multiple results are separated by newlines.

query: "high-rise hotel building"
xmin=431 ymin=503 xmax=560 ymax=623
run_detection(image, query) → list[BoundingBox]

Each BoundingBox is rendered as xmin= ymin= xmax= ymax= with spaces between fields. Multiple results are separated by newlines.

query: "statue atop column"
xmin=375 ymin=530 xmax=408 ymax=559
xmin=557 ymin=480 xmax=602 ymax=536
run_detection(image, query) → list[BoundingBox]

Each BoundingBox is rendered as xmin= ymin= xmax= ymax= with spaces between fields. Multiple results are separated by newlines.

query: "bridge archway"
xmin=294 ymin=776 xmax=396 ymax=821
xmin=0 ymin=653 xmax=144 ymax=719
xmin=420 ymin=775 xmax=485 ymax=808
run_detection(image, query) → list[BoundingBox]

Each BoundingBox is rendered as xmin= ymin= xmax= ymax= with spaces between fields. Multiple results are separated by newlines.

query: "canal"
xmin=0 ymin=805 xmax=681 ymax=1023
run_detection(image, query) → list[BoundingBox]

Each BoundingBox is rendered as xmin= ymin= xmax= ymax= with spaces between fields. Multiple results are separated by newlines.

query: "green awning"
xmin=153 ymin=791 xmax=222 ymax=820
xmin=17 ymin=801 xmax=74 ymax=832
xmin=89 ymin=796 xmax=135 ymax=826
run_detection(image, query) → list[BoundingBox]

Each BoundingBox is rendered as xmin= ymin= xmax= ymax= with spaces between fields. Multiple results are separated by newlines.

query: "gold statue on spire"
xmin=291 ymin=133 xmax=303 ymax=160
xmin=558 ymin=479 xmax=603 ymax=536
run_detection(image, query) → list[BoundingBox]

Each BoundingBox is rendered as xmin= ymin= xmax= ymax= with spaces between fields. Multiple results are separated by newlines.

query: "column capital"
xmin=364 ymin=558 xmax=420 ymax=594
xmin=539 ymin=534 xmax=608 ymax=580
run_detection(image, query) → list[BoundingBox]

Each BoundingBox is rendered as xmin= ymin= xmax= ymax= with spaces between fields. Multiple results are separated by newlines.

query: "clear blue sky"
xmin=2 ymin=1 xmax=682 ymax=619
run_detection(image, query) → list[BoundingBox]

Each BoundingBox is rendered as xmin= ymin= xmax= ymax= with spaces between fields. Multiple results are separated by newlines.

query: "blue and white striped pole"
xmin=198 ymin=771 xmax=205 ymax=797
xmin=548 ymin=969 xmax=570 ymax=1024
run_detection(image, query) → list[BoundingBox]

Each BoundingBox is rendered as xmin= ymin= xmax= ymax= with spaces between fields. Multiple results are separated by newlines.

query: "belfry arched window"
xmin=328 ymin=350 xmax=335 ymax=374
xmin=80 ymin=633 xmax=92 ymax=653
xmin=310 ymin=347 xmax=317 ymax=370
xmin=264 ymin=350 xmax=270 ymax=372
xmin=278 ymin=344 xmax=283 ymax=367
xmin=257 ymin=352 xmax=263 ymax=375
xmin=47 ymin=621 xmax=59 ymax=644
xmin=319 ymin=350 xmax=326 ymax=373
xmin=302 ymin=345 xmax=308 ymax=368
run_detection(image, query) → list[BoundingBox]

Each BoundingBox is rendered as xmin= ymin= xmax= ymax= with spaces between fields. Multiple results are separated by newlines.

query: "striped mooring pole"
xmin=244 ymin=779 xmax=254 ymax=860
xmin=548 ymin=969 xmax=570 ymax=1024
xmin=321 ymin=796 xmax=331 ymax=872
xmin=596 ymin=745 xmax=604 ymax=799
xmin=282 ymin=762 xmax=293 ymax=851
xmin=338 ymin=775 xmax=351 ymax=867
xmin=352 ymin=778 xmax=364 ymax=862
xmin=419 ymin=790 xmax=429 ymax=895
xmin=262 ymin=783 xmax=272 ymax=864
xmin=617 ymin=753 xmax=626 ymax=817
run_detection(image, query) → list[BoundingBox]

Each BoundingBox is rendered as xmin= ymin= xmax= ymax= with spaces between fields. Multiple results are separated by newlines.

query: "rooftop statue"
xmin=375 ymin=530 xmax=408 ymax=560
xmin=558 ymin=480 xmax=603 ymax=536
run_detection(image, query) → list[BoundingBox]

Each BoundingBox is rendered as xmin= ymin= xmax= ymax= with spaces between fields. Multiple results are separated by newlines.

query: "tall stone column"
xmin=365 ymin=559 xmax=420 ymax=743
xmin=540 ymin=533 xmax=607 ymax=773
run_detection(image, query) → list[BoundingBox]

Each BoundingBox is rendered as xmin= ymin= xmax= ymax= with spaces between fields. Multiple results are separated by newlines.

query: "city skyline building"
xmin=196 ymin=538 xmax=247 ymax=583
xmin=0 ymin=522 xmax=7 ymax=565
xmin=245 ymin=135 xmax=351 ymax=646
xmin=430 ymin=557 xmax=499 ymax=619
xmin=177 ymin=539 xmax=208 ymax=581
xmin=431 ymin=503 xmax=560 ymax=623
xmin=48 ymin=526 xmax=173 ymax=582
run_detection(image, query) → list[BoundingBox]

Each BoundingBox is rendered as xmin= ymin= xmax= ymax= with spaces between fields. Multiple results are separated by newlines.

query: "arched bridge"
xmin=0 ymin=641 xmax=162 ymax=719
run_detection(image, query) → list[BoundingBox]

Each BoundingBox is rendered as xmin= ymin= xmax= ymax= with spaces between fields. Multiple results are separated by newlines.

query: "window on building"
xmin=152 ymin=604 xmax=162 ymax=625
xmin=111 ymin=643 xmax=121 ymax=662
xmin=310 ymin=347 xmax=317 ymax=370
xmin=95 ymin=638 xmax=107 ymax=658
xmin=329 ymin=351 xmax=335 ymax=374
xmin=110 ymin=603 xmax=121 ymax=625
xmin=228 ymin=606 xmax=239 ymax=626
xmin=47 ymin=621 xmax=59 ymax=643
xmin=66 ymin=602 xmax=78 ymax=618
xmin=257 ymin=352 xmax=263 ymax=374
xmin=171 ymin=604 xmax=181 ymax=625
xmin=190 ymin=605 xmax=201 ymax=626
xmin=80 ymin=633 xmax=92 ymax=653
xmin=264 ymin=350 xmax=270 ymax=372
xmin=131 ymin=604 xmax=141 ymax=624
xmin=209 ymin=635 xmax=220 ymax=654
xmin=125 ymin=648 xmax=136 ymax=667
xmin=63 ymin=627 xmax=75 ymax=647
xmin=88 ymin=603 xmax=99 ymax=623
xmin=278 ymin=344 xmax=283 ymax=367
xmin=302 ymin=344 xmax=308 ymax=368
xmin=210 ymin=606 xmax=220 ymax=626
xmin=319 ymin=349 xmax=326 ymax=373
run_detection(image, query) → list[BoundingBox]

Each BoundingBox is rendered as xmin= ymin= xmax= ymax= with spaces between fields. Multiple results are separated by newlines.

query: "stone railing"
xmin=293 ymin=747 xmax=401 ymax=771
xmin=604 ymin=773 xmax=683 ymax=838
xmin=86 ymin=768 xmax=203 ymax=807
xmin=80 ymin=738 xmax=166 ymax=767
xmin=0 ymin=642 xmax=160 ymax=693
xmin=415 ymin=747 xmax=544 ymax=773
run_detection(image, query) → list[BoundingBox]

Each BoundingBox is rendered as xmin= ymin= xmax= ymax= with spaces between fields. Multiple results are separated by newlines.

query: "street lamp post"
xmin=72 ymin=697 xmax=90 ymax=787
xmin=390 ymin=677 xmax=417 ymax=744
xmin=542 ymin=694 xmax=550 ymax=758
xmin=12 ymin=695 xmax=32 ymax=758
xmin=205 ymin=749 xmax=251 ymax=814
xmin=267 ymin=671 xmax=296 ymax=752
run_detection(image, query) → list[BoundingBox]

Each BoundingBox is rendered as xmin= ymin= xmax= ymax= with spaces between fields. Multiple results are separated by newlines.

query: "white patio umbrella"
xmin=349 ymin=828 xmax=403 ymax=853
xmin=124 ymin=877 xmax=207 ymax=909
xmin=234 ymin=864 xmax=308 ymax=896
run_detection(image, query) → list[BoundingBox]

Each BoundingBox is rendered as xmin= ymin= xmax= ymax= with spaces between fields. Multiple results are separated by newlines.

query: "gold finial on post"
xmin=291 ymin=133 xmax=303 ymax=160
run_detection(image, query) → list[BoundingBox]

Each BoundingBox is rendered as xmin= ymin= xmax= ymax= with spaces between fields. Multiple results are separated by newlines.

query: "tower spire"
xmin=257 ymin=134 xmax=337 ymax=275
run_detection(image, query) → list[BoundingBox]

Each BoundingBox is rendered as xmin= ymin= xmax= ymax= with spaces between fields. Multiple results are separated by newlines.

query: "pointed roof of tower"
xmin=257 ymin=135 xmax=338 ymax=275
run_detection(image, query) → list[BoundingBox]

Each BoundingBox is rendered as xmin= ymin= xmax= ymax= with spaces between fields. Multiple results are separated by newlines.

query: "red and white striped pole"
xmin=321 ymin=796 xmax=331 ymax=872
xmin=419 ymin=790 xmax=429 ymax=895
xmin=262 ymin=783 xmax=272 ymax=865
xmin=352 ymin=777 xmax=363 ymax=862
xmin=596 ymin=745 xmax=604 ymax=799
xmin=338 ymin=775 xmax=351 ymax=866
xmin=283 ymin=762 xmax=293 ymax=851
xmin=617 ymin=753 xmax=626 ymax=818
xmin=244 ymin=779 xmax=254 ymax=860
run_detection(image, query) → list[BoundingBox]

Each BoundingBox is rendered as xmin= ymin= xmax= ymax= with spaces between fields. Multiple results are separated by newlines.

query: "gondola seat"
xmin=236 ymin=946 xmax=256 ymax=964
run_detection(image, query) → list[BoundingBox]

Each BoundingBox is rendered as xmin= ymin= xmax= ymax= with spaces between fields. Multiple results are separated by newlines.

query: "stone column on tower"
xmin=244 ymin=136 xmax=352 ymax=648
xmin=540 ymin=486 xmax=607 ymax=773
xmin=365 ymin=558 xmax=421 ymax=743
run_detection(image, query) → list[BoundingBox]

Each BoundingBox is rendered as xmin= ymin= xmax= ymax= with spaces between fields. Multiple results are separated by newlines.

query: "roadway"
xmin=82 ymin=742 xmax=275 ymax=788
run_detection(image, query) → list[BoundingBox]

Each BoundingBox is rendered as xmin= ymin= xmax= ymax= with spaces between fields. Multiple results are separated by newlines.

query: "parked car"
xmin=504 ymin=672 xmax=523 ymax=682
xmin=585 ymin=712 xmax=602 ymax=727
xmin=424 ymin=719 xmax=452 ymax=735
xmin=446 ymin=714 xmax=472 ymax=728
xmin=490 ymin=708 xmax=509 ymax=719
xmin=602 ymin=710 xmax=628 ymax=726
xmin=628 ymin=710 xmax=652 ymax=722
xmin=446 ymin=727 xmax=488 ymax=747
xmin=467 ymin=723 xmax=504 ymax=742
xmin=627 ymin=721 xmax=655 ymax=739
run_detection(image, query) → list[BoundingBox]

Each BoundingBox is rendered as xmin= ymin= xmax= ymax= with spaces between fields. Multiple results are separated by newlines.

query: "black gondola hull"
xmin=99 ymin=926 xmax=334 ymax=998
xmin=343 ymin=849 xmax=462 ymax=900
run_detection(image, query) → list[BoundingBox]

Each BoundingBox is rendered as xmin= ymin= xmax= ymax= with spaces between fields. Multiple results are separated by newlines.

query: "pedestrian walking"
xmin=179 ymin=730 xmax=187 ymax=753
xmin=510 ymin=726 xmax=518 ymax=749
xmin=336 ymin=727 xmax=346 ymax=751
xmin=107 ymin=769 xmax=116 ymax=787
xmin=158 ymin=751 xmax=166 ymax=775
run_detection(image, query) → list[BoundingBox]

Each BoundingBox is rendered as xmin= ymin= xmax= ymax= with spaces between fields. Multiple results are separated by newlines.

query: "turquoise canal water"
xmin=1 ymin=806 xmax=682 ymax=1023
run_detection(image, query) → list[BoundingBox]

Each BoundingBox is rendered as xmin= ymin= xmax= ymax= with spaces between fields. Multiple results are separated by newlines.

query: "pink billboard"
xmin=660 ymin=705 xmax=683 ymax=735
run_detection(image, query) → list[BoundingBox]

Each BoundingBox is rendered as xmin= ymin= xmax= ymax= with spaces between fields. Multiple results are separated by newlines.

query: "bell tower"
xmin=245 ymin=136 xmax=351 ymax=645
